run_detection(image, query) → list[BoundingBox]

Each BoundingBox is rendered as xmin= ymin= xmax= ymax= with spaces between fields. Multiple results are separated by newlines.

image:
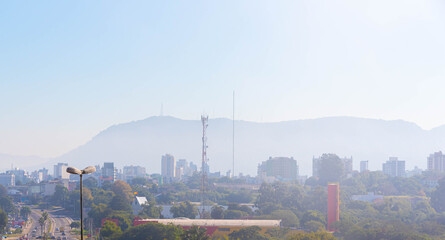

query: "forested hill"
xmin=48 ymin=116 xmax=445 ymax=176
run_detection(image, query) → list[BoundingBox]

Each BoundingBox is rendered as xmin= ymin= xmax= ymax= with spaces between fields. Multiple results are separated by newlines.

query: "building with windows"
xmin=257 ymin=157 xmax=298 ymax=182
xmin=101 ymin=162 xmax=116 ymax=182
xmin=123 ymin=165 xmax=146 ymax=182
xmin=162 ymin=154 xmax=176 ymax=183
xmin=360 ymin=160 xmax=369 ymax=173
xmin=53 ymin=163 xmax=70 ymax=180
xmin=6 ymin=168 xmax=29 ymax=184
xmin=427 ymin=151 xmax=445 ymax=173
xmin=0 ymin=174 xmax=15 ymax=187
xmin=382 ymin=157 xmax=405 ymax=177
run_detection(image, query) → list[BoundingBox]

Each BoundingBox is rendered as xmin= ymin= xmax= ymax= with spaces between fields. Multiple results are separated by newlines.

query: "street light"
xmin=66 ymin=166 xmax=96 ymax=240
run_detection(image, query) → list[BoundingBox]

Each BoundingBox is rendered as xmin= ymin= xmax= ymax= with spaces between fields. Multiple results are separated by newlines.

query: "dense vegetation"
xmin=0 ymin=185 xmax=15 ymax=234
xmin=23 ymin=154 xmax=445 ymax=240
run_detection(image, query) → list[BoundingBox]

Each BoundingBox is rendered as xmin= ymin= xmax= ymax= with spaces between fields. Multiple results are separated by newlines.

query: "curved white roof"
xmin=139 ymin=219 xmax=281 ymax=227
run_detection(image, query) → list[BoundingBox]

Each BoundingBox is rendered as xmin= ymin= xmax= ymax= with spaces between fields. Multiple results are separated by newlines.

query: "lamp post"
xmin=66 ymin=166 xmax=96 ymax=240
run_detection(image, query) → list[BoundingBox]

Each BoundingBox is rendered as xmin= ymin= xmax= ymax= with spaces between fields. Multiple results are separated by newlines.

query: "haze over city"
xmin=4 ymin=1 xmax=445 ymax=240
xmin=2 ymin=0 xmax=445 ymax=160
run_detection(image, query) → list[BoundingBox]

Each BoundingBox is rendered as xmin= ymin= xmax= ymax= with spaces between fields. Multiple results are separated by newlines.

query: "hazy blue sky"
xmin=1 ymin=0 xmax=445 ymax=157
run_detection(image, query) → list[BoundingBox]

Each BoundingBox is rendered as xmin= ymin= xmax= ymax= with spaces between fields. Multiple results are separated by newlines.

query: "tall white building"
xmin=123 ymin=165 xmax=146 ymax=182
xmin=53 ymin=163 xmax=70 ymax=180
xmin=0 ymin=174 xmax=15 ymax=187
xmin=382 ymin=157 xmax=405 ymax=177
xmin=427 ymin=151 xmax=445 ymax=173
xmin=360 ymin=161 xmax=369 ymax=173
xmin=102 ymin=162 xmax=116 ymax=182
xmin=162 ymin=154 xmax=176 ymax=183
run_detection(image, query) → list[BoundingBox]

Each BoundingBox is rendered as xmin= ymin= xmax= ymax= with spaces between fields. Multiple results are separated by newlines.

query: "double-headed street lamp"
xmin=66 ymin=166 xmax=96 ymax=240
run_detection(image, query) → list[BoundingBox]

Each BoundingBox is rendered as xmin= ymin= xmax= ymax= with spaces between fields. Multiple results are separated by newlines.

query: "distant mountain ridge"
xmin=4 ymin=116 xmax=445 ymax=176
xmin=0 ymin=153 xmax=50 ymax=172
xmin=51 ymin=116 xmax=445 ymax=176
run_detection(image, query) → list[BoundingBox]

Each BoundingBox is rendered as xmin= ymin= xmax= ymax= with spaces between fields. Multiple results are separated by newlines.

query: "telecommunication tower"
xmin=200 ymin=115 xmax=209 ymax=217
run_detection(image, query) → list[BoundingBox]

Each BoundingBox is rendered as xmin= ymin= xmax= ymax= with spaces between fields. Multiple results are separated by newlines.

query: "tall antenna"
xmin=160 ymin=103 xmax=164 ymax=116
xmin=200 ymin=115 xmax=209 ymax=218
xmin=232 ymin=91 xmax=235 ymax=178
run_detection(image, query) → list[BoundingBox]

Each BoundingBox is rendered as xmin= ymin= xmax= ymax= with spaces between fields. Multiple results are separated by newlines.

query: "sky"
xmin=1 ymin=0 xmax=445 ymax=158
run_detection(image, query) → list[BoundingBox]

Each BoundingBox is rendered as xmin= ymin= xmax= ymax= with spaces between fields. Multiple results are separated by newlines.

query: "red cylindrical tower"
xmin=327 ymin=183 xmax=339 ymax=232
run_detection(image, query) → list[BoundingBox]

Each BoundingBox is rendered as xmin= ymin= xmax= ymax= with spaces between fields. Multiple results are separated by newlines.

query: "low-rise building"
xmin=132 ymin=196 xmax=148 ymax=215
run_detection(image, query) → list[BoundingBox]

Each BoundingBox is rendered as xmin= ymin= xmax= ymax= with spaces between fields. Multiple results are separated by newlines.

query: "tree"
xmin=83 ymin=177 xmax=98 ymax=189
xmin=304 ymin=221 xmax=325 ymax=232
xmin=88 ymin=203 xmax=110 ymax=227
xmin=131 ymin=177 xmax=148 ymax=186
xmin=270 ymin=210 xmax=299 ymax=228
xmin=211 ymin=205 xmax=225 ymax=219
xmin=118 ymin=222 xmax=182 ymax=240
xmin=431 ymin=177 xmax=445 ymax=212
xmin=228 ymin=226 xmax=271 ymax=240
xmin=318 ymin=154 xmax=344 ymax=185
xmin=51 ymin=185 xmax=68 ymax=207
xmin=110 ymin=194 xmax=132 ymax=212
xmin=138 ymin=202 xmax=163 ymax=219
xmin=0 ymin=185 xmax=7 ymax=198
xmin=224 ymin=210 xmax=247 ymax=219
xmin=287 ymin=231 xmax=336 ymax=240
xmin=39 ymin=212 xmax=48 ymax=237
xmin=301 ymin=210 xmax=326 ymax=226
xmin=82 ymin=187 xmax=94 ymax=207
xmin=70 ymin=221 xmax=81 ymax=229
xmin=226 ymin=190 xmax=253 ymax=203
xmin=20 ymin=206 xmax=32 ymax=220
xmin=112 ymin=180 xmax=134 ymax=203
xmin=106 ymin=213 xmax=133 ymax=232
xmin=93 ymin=189 xmax=115 ymax=205
xmin=170 ymin=201 xmax=198 ymax=219
xmin=302 ymin=187 xmax=327 ymax=213
xmin=0 ymin=196 xmax=15 ymax=213
xmin=227 ymin=203 xmax=253 ymax=215
xmin=181 ymin=226 xmax=210 ymax=240
xmin=101 ymin=220 xmax=122 ymax=239
xmin=265 ymin=228 xmax=290 ymax=239
xmin=0 ymin=209 xmax=7 ymax=233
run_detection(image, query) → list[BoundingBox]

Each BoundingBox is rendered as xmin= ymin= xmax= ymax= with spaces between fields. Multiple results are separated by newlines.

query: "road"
xmin=48 ymin=209 xmax=75 ymax=240
xmin=16 ymin=207 xmax=76 ymax=240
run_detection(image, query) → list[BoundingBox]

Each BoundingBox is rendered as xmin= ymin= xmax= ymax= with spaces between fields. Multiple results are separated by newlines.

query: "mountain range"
xmin=3 ymin=116 xmax=445 ymax=176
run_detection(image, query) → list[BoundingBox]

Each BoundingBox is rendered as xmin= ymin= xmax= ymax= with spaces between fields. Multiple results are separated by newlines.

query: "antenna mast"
xmin=200 ymin=115 xmax=209 ymax=218
xmin=232 ymin=91 xmax=235 ymax=178
xmin=160 ymin=103 xmax=163 ymax=116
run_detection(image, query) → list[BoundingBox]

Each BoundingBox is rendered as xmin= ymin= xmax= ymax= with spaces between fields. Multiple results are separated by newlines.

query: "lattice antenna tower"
xmin=200 ymin=115 xmax=209 ymax=217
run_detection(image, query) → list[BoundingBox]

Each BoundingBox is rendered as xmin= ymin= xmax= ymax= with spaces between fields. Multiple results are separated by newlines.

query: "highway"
xmin=17 ymin=207 xmax=76 ymax=240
